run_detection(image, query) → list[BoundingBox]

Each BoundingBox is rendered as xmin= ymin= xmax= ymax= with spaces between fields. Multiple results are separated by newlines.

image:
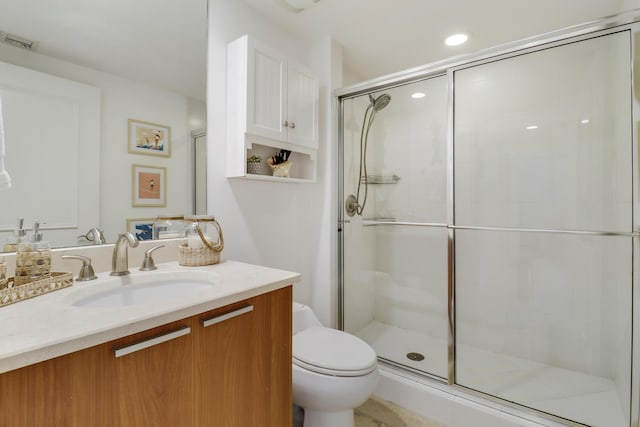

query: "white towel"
xmin=0 ymin=95 xmax=12 ymax=190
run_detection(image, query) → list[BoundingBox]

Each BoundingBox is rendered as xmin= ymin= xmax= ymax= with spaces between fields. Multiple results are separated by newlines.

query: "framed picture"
xmin=126 ymin=217 xmax=155 ymax=241
xmin=128 ymin=119 xmax=171 ymax=157
xmin=132 ymin=164 xmax=166 ymax=207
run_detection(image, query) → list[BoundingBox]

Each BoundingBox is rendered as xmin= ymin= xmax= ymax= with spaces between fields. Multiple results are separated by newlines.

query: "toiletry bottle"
xmin=15 ymin=221 xmax=51 ymax=286
xmin=3 ymin=218 xmax=26 ymax=252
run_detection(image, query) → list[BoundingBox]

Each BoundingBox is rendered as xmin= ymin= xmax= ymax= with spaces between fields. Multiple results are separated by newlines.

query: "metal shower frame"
xmin=337 ymin=10 xmax=640 ymax=427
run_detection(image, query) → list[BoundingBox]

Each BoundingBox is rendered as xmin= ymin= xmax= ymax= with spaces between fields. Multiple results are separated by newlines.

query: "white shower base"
xmin=355 ymin=321 xmax=627 ymax=427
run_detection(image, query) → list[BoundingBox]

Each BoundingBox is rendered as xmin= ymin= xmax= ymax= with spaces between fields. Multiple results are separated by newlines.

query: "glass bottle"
xmin=15 ymin=221 xmax=51 ymax=286
xmin=153 ymin=215 xmax=186 ymax=240
xmin=3 ymin=218 xmax=26 ymax=252
xmin=184 ymin=215 xmax=224 ymax=251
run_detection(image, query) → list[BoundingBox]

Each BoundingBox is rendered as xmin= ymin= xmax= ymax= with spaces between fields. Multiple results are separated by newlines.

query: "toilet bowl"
xmin=292 ymin=303 xmax=379 ymax=427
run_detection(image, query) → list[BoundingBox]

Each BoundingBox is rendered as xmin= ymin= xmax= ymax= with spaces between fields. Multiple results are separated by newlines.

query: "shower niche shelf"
xmin=360 ymin=174 xmax=400 ymax=184
xmin=226 ymin=35 xmax=319 ymax=183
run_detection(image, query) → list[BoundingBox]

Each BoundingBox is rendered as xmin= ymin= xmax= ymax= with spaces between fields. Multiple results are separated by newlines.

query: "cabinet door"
xmin=288 ymin=62 xmax=319 ymax=149
xmin=0 ymin=343 xmax=114 ymax=427
xmin=112 ymin=321 xmax=193 ymax=426
xmin=247 ymin=38 xmax=288 ymax=142
xmin=194 ymin=286 xmax=292 ymax=427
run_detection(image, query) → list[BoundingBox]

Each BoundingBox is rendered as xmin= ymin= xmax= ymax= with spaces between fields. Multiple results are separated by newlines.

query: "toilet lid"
xmin=293 ymin=327 xmax=377 ymax=377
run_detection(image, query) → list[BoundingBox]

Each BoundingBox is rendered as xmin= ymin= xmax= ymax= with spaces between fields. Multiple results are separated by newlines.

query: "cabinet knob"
xmin=289 ymin=122 xmax=296 ymax=129
xmin=283 ymin=121 xmax=289 ymax=127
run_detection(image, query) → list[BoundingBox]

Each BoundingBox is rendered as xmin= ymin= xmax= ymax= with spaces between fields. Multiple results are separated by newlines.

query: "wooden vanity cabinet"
xmin=111 ymin=319 xmax=193 ymax=426
xmin=0 ymin=338 xmax=114 ymax=427
xmin=194 ymin=285 xmax=292 ymax=426
xmin=0 ymin=285 xmax=292 ymax=427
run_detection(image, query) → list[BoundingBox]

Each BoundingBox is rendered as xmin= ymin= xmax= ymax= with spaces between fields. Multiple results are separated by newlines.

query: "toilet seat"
xmin=293 ymin=326 xmax=377 ymax=377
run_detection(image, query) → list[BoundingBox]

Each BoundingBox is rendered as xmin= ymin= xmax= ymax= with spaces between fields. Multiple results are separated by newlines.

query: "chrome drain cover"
xmin=406 ymin=352 xmax=425 ymax=361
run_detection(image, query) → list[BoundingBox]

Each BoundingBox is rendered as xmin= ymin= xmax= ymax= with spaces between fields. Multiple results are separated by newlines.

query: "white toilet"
xmin=292 ymin=302 xmax=379 ymax=427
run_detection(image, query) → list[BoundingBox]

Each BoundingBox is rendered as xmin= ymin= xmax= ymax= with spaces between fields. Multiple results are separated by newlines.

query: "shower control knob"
xmin=283 ymin=120 xmax=289 ymax=127
xmin=289 ymin=122 xmax=296 ymax=129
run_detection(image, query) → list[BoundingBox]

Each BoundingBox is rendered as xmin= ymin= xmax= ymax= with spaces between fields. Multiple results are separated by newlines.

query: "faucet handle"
xmin=61 ymin=255 xmax=98 ymax=281
xmin=140 ymin=245 xmax=165 ymax=271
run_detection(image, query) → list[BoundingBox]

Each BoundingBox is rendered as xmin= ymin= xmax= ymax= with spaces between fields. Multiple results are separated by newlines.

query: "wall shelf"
xmin=230 ymin=174 xmax=314 ymax=184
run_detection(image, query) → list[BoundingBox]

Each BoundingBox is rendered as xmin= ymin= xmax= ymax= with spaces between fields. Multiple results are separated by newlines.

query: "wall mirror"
xmin=0 ymin=0 xmax=207 ymax=252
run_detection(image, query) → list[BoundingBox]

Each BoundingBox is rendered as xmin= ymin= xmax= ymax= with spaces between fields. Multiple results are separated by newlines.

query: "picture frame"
xmin=128 ymin=119 xmax=171 ymax=157
xmin=131 ymin=164 xmax=166 ymax=207
xmin=126 ymin=217 xmax=155 ymax=241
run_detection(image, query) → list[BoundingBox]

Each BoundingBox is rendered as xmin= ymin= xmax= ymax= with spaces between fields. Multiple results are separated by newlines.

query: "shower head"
xmin=369 ymin=93 xmax=391 ymax=111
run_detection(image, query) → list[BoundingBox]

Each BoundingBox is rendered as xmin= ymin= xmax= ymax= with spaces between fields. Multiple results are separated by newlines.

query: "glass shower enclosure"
xmin=339 ymin=23 xmax=636 ymax=427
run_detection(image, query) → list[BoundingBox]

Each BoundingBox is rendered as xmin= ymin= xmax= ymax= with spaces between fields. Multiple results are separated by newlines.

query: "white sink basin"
xmin=72 ymin=277 xmax=215 ymax=308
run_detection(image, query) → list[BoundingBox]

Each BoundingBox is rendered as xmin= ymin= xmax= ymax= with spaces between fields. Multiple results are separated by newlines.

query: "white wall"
xmin=207 ymin=0 xmax=341 ymax=326
xmin=0 ymin=43 xmax=201 ymax=245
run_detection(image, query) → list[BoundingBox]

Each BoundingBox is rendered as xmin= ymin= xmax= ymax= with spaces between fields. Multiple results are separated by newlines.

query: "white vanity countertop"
xmin=0 ymin=260 xmax=300 ymax=374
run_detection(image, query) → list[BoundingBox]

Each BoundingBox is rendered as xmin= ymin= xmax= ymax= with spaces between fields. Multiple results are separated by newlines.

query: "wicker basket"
xmin=0 ymin=272 xmax=73 ymax=307
xmin=179 ymin=216 xmax=225 ymax=267
xmin=14 ymin=249 xmax=52 ymax=286
xmin=178 ymin=243 xmax=221 ymax=266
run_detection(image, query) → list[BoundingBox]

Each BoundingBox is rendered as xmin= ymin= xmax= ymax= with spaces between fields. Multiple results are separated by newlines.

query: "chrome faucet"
xmin=87 ymin=227 xmax=106 ymax=244
xmin=110 ymin=232 xmax=139 ymax=276
xmin=80 ymin=227 xmax=106 ymax=245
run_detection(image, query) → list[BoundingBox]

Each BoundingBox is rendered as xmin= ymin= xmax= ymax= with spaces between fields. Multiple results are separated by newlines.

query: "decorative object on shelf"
xmin=127 ymin=217 xmax=155 ymax=240
xmin=179 ymin=215 xmax=224 ymax=266
xmin=267 ymin=150 xmax=293 ymax=177
xmin=0 ymin=272 xmax=73 ymax=307
xmin=131 ymin=164 xmax=167 ymax=207
xmin=247 ymin=155 xmax=267 ymax=175
xmin=128 ymin=119 xmax=171 ymax=157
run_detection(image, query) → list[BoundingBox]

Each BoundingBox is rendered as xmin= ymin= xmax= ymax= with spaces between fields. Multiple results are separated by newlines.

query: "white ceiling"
xmin=0 ymin=0 xmax=634 ymax=100
xmin=242 ymin=0 xmax=633 ymax=82
xmin=0 ymin=0 xmax=208 ymax=100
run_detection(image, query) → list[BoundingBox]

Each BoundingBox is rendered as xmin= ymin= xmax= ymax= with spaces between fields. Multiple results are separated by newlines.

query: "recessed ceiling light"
xmin=445 ymin=33 xmax=468 ymax=46
xmin=526 ymin=125 xmax=538 ymax=130
xmin=411 ymin=92 xmax=426 ymax=99
xmin=581 ymin=119 xmax=590 ymax=124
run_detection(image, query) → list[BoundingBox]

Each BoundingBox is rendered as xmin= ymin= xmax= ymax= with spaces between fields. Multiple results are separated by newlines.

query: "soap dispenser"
xmin=15 ymin=221 xmax=51 ymax=286
xmin=3 ymin=218 xmax=26 ymax=252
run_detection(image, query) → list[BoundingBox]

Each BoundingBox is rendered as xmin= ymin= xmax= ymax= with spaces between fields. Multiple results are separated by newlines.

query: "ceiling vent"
xmin=0 ymin=32 xmax=38 ymax=51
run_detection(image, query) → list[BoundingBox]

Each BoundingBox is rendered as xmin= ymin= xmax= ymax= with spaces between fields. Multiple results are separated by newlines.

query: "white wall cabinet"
xmin=227 ymin=35 xmax=319 ymax=182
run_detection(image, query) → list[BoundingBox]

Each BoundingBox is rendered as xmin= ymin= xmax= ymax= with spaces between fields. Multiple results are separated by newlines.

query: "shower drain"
xmin=406 ymin=352 xmax=425 ymax=361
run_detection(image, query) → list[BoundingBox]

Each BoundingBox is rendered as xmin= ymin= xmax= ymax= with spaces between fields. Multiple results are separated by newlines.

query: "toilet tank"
xmin=293 ymin=302 xmax=322 ymax=335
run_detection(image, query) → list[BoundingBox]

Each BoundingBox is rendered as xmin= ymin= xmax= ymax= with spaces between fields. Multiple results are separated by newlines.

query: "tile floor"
xmin=293 ymin=398 xmax=442 ymax=427
xmin=355 ymin=397 xmax=446 ymax=427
